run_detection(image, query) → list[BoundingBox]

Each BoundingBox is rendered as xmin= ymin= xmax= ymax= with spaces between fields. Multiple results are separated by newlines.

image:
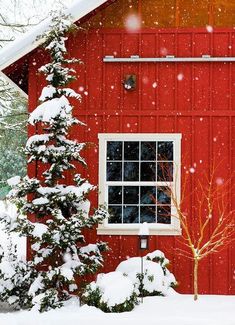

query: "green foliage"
xmin=82 ymin=284 xmax=138 ymax=313
xmin=146 ymin=251 xmax=172 ymax=277
xmin=32 ymin=288 xmax=66 ymax=313
xmin=4 ymin=13 xmax=108 ymax=313
xmin=120 ymin=252 xmax=178 ymax=297
xmin=0 ymin=239 xmax=36 ymax=310
xmin=0 ymin=96 xmax=27 ymax=199
xmin=136 ymin=272 xmax=164 ymax=297
xmin=38 ymin=15 xmax=81 ymax=89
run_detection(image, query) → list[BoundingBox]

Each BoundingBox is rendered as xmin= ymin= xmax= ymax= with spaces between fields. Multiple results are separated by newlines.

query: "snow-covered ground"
xmin=0 ymin=294 xmax=234 ymax=325
xmin=0 ymin=201 xmax=234 ymax=324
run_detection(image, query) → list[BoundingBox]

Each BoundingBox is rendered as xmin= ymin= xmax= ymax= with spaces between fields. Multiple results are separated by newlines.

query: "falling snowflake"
xmin=206 ymin=25 xmax=213 ymax=33
xmin=177 ymin=73 xmax=184 ymax=81
xmin=216 ymin=177 xmax=224 ymax=185
xmin=152 ymin=82 xmax=158 ymax=88
xmin=160 ymin=47 xmax=168 ymax=56
xmin=142 ymin=76 xmax=149 ymax=84
xmin=189 ymin=167 xmax=195 ymax=174
xmin=125 ymin=14 xmax=141 ymax=32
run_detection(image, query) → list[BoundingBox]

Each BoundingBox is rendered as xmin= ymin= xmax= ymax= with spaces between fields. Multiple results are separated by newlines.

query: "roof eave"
xmin=0 ymin=0 xmax=109 ymax=72
xmin=0 ymin=71 xmax=28 ymax=98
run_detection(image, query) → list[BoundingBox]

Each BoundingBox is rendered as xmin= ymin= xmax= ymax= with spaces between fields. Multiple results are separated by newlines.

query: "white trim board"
xmin=0 ymin=0 xmax=108 ymax=71
xmin=97 ymin=133 xmax=182 ymax=236
xmin=0 ymin=0 xmax=109 ymax=96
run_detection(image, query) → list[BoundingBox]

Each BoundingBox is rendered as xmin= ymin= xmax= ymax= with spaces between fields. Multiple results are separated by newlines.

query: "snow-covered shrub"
xmin=0 ymin=238 xmax=36 ymax=310
xmin=0 ymin=201 xmax=26 ymax=258
xmin=116 ymin=250 xmax=177 ymax=297
xmin=31 ymin=288 xmax=64 ymax=313
xmin=82 ymin=272 xmax=138 ymax=313
xmin=146 ymin=250 xmax=177 ymax=289
xmin=0 ymin=208 xmax=35 ymax=310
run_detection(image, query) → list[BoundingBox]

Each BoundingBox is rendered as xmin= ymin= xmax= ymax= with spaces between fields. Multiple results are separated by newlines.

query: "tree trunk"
xmin=194 ymin=258 xmax=199 ymax=301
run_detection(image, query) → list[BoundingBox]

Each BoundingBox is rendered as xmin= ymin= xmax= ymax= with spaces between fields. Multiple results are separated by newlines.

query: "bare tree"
xmin=156 ymin=164 xmax=234 ymax=300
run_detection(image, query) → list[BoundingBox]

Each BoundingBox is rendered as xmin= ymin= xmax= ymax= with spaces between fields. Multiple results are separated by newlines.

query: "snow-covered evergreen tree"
xmin=6 ymin=14 xmax=108 ymax=312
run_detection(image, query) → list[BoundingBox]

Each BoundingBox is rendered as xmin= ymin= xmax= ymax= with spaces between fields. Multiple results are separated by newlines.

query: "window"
xmin=98 ymin=133 xmax=181 ymax=235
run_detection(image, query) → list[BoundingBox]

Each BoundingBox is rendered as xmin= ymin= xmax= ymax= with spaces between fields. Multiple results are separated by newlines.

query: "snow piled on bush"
xmin=95 ymin=272 xmax=136 ymax=307
xmin=117 ymin=257 xmax=166 ymax=295
xmin=116 ymin=250 xmax=177 ymax=296
xmin=83 ymin=250 xmax=177 ymax=313
xmin=82 ymin=271 xmax=138 ymax=312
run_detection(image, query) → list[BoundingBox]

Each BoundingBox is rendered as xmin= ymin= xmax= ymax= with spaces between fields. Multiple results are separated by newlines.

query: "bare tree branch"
xmin=155 ymin=162 xmax=234 ymax=301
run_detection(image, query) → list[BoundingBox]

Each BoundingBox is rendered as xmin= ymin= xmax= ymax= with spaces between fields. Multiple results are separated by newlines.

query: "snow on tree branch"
xmin=3 ymin=13 xmax=108 ymax=312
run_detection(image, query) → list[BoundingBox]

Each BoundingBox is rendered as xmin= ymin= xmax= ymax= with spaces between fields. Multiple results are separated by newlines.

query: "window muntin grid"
xmin=106 ymin=140 xmax=174 ymax=225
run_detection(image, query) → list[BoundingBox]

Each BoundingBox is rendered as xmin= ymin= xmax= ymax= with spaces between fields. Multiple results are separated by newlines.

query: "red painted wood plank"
xmin=27 ymin=28 xmax=235 ymax=295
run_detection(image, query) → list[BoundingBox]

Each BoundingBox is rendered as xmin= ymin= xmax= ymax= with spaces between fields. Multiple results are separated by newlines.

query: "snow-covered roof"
xmin=0 ymin=0 xmax=109 ymax=96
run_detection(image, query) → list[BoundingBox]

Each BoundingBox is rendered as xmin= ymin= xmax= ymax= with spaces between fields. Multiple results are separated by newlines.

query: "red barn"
xmin=0 ymin=0 xmax=234 ymax=295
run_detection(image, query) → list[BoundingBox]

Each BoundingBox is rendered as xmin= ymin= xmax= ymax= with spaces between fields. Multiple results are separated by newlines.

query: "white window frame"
xmin=97 ymin=133 xmax=182 ymax=236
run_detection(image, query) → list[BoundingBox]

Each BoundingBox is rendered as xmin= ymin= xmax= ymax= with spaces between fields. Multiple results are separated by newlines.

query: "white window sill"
xmin=97 ymin=225 xmax=182 ymax=236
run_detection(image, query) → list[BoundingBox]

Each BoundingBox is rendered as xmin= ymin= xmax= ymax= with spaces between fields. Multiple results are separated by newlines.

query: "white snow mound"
xmin=94 ymin=271 xmax=136 ymax=307
xmin=7 ymin=176 xmax=21 ymax=187
xmin=116 ymin=257 xmax=167 ymax=295
xmin=28 ymin=95 xmax=72 ymax=125
xmin=116 ymin=252 xmax=176 ymax=296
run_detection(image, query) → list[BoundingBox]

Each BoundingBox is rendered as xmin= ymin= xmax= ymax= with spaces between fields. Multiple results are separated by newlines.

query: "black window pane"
xmin=157 ymin=187 xmax=171 ymax=204
xmin=124 ymin=142 xmax=139 ymax=160
xmin=107 ymin=141 xmax=122 ymax=160
xmin=107 ymin=162 xmax=122 ymax=181
xmin=124 ymin=186 xmax=139 ymax=204
xmin=141 ymin=142 xmax=156 ymax=161
xmin=108 ymin=206 xmax=122 ymax=223
xmin=140 ymin=186 xmax=156 ymax=204
xmin=108 ymin=186 xmax=122 ymax=204
xmin=141 ymin=162 xmax=156 ymax=181
xmin=157 ymin=162 xmax=173 ymax=182
xmin=157 ymin=141 xmax=173 ymax=161
xmin=140 ymin=206 xmax=156 ymax=223
xmin=157 ymin=206 xmax=171 ymax=224
xmin=123 ymin=206 xmax=139 ymax=223
xmin=124 ymin=162 xmax=139 ymax=181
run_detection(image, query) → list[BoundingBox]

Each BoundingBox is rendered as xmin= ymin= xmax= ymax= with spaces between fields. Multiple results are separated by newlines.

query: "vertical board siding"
xmin=81 ymin=0 xmax=235 ymax=29
xmin=30 ymin=28 xmax=235 ymax=294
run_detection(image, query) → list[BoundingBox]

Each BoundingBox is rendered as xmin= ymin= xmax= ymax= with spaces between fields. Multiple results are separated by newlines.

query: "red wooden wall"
xmin=28 ymin=28 xmax=235 ymax=295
